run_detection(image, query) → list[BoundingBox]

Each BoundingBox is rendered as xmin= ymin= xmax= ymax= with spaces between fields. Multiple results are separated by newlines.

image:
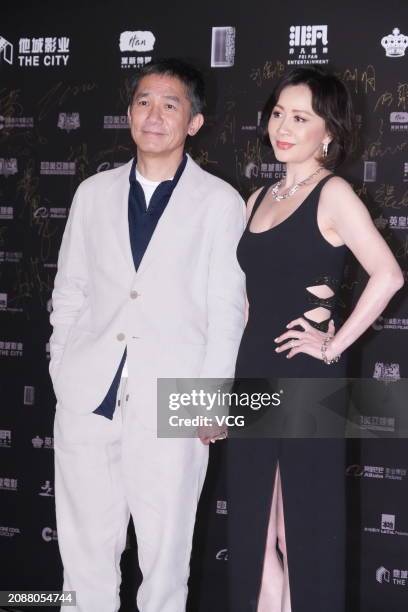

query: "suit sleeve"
xmin=49 ymin=186 xmax=89 ymax=384
xmin=199 ymin=190 xmax=246 ymax=378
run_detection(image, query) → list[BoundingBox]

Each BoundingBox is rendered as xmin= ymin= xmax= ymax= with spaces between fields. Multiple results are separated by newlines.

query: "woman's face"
xmin=267 ymin=84 xmax=331 ymax=165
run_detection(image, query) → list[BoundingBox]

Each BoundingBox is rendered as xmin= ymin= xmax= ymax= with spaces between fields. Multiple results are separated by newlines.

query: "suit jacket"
xmin=49 ymin=155 xmax=246 ymax=426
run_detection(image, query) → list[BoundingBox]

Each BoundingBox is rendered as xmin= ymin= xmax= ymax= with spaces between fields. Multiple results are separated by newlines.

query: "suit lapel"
xmin=107 ymin=160 xmax=135 ymax=285
xmin=135 ymin=155 xmax=204 ymax=278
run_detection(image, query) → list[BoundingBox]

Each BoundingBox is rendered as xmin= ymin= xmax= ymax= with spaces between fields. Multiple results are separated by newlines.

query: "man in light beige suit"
xmin=49 ymin=59 xmax=245 ymax=612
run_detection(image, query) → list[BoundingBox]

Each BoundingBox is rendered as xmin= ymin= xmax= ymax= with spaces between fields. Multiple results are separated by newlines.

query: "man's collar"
xmin=129 ymin=154 xmax=187 ymax=186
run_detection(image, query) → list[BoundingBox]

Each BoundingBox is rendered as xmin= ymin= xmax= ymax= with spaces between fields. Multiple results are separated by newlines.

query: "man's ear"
xmin=187 ymin=113 xmax=204 ymax=136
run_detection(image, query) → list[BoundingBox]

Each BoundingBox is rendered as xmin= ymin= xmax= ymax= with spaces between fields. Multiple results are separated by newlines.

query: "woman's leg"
xmin=257 ymin=467 xmax=284 ymax=612
xmin=276 ymin=467 xmax=292 ymax=612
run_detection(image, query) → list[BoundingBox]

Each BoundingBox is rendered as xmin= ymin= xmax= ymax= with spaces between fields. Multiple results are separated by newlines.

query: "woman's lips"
xmin=276 ymin=141 xmax=295 ymax=150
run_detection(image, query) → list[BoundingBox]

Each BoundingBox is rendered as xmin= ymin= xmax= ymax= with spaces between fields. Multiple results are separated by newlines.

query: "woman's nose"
xmin=277 ymin=117 xmax=291 ymax=135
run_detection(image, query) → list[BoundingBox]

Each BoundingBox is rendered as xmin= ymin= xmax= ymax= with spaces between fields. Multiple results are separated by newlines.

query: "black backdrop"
xmin=1 ymin=1 xmax=408 ymax=610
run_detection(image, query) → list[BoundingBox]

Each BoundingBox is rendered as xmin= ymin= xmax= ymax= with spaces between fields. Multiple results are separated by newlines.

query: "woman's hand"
xmin=274 ymin=318 xmax=336 ymax=360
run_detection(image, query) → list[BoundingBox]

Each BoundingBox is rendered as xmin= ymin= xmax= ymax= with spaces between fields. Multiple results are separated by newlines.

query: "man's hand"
xmin=197 ymin=424 xmax=228 ymax=445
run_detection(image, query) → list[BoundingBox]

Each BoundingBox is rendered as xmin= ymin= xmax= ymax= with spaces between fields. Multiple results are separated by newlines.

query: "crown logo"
xmin=32 ymin=435 xmax=44 ymax=448
xmin=381 ymin=28 xmax=408 ymax=57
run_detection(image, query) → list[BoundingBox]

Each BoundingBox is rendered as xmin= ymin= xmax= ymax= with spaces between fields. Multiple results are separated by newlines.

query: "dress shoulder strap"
xmin=247 ymin=185 xmax=269 ymax=226
xmin=312 ymin=173 xmax=336 ymax=200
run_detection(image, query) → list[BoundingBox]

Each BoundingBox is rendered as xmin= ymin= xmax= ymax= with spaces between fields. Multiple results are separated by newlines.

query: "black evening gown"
xmin=228 ymin=175 xmax=348 ymax=612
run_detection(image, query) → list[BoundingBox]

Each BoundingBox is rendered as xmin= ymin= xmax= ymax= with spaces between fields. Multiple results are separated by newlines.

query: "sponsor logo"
xmin=0 ymin=477 xmax=18 ymax=491
xmin=0 ymin=35 xmax=13 ymax=64
xmin=0 ymin=251 xmax=23 ymax=263
xmin=390 ymin=112 xmax=408 ymax=132
xmin=381 ymin=28 xmax=408 ymax=58
xmin=40 ymin=161 xmax=75 ymax=175
xmin=364 ymin=161 xmax=377 ymax=183
xmin=373 ymin=315 xmax=408 ymax=329
xmin=103 ymin=115 xmax=128 ymax=129
xmin=216 ymin=500 xmax=227 ymax=515
xmin=0 ymin=430 xmax=11 ymax=448
xmin=42 ymin=527 xmax=58 ymax=542
xmin=364 ymin=513 xmax=408 ymax=537
xmin=17 ymin=36 xmax=70 ymax=67
xmin=32 ymin=436 xmax=53 ymax=449
xmin=24 ymin=386 xmax=35 ymax=405
xmin=261 ymin=162 xmax=285 ymax=180
xmin=376 ymin=566 xmax=408 ymax=586
xmin=381 ymin=513 xmax=395 ymax=532
xmin=244 ymin=162 xmax=285 ymax=180
xmin=33 ymin=206 xmax=67 ymax=219
xmin=0 ymin=206 xmax=14 ymax=219
xmin=372 ymin=361 xmax=401 ymax=380
xmin=211 ymin=27 xmax=236 ymax=68
xmin=374 ymin=216 xmax=408 ymax=230
xmin=346 ymin=464 xmax=407 ymax=481
xmin=0 ymin=293 xmax=23 ymax=314
xmin=376 ymin=566 xmax=390 ymax=584
xmin=96 ymin=161 xmax=125 ymax=173
xmin=119 ymin=30 xmax=154 ymax=69
xmin=288 ymin=25 xmax=328 ymax=65
xmin=0 ymin=158 xmax=18 ymax=176
xmin=0 ymin=526 xmax=20 ymax=538
xmin=359 ymin=415 xmax=395 ymax=432
xmin=57 ymin=112 xmax=80 ymax=131
xmin=120 ymin=31 xmax=155 ymax=52
xmin=215 ymin=548 xmax=228 ymax=560
xmin=0 ymin=341 xmax=23 ymax=357
xmin=39 ymin=480 xmax=54 ymax=497
xmin=391 ymin=112 xmax=408 ymax=123
xmin=0 ymin=116 xmax=34 ymax=130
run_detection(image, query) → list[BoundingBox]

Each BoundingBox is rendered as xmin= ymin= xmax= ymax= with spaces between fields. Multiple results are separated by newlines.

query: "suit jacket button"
xmin=130 ymin=290 xmax=139 ymax=299
xmin=117 ymin=333 xmax=125 ymax=341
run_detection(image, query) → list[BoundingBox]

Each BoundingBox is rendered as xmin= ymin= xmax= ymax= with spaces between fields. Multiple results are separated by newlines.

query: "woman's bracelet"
xmin=321 ymin=336 xmax=341 ymax=365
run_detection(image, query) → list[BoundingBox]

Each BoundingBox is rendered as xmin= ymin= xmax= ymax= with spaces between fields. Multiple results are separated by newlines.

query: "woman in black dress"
xmin=228 ymin=67 xmax=403 ymax=612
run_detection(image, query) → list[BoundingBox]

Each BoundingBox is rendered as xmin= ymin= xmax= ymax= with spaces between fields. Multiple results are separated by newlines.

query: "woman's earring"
xmin=322 ymin=142 xmax=329 ymax=158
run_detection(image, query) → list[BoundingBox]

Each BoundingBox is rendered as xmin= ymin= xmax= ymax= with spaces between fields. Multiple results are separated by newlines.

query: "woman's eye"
xmin=294 ymin=115 xmax=306 ymax=122
xmin=271 ymin=110 xmax=281 ymax=118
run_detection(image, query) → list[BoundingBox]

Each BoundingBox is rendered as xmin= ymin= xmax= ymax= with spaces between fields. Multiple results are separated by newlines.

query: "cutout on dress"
xmin=303 ymin=275 xmax=339 ymax=330
xmin=306 ymin=284 xmax=334 ymax=300
xmin=303 ymin=306 xmax=331 ymax=324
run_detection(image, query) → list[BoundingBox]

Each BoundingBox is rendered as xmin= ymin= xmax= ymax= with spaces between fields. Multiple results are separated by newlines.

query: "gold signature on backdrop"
xmin=12 ymin=257 xmax=54 ymax=307
xmin=374 ymin=185 xmax=408 ymax=210
xmin=250 ymin=60 xmax=285 ymax=88
xmin=38 ymin=81 xmax=97 ymax=120
xmin=340 ymin=65 xmax=376 ymax=94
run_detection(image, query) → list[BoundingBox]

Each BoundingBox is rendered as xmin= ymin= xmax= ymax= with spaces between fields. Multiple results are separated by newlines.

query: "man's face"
xmin=128 ymin=74 xmax=203 ymax=157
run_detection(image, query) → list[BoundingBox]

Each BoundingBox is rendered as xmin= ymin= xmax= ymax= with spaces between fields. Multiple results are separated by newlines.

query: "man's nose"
xmin=146 ymin=103 xmax=162 ymax=121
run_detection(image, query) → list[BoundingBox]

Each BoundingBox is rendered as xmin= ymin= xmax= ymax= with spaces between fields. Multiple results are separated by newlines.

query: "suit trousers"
xmin=54 ymin=377 xmax=209 ymax=612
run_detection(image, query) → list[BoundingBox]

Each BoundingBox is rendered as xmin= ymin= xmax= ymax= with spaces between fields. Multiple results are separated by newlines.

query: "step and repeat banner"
xmin=0 ymin=1 xmax=407 ymax=610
